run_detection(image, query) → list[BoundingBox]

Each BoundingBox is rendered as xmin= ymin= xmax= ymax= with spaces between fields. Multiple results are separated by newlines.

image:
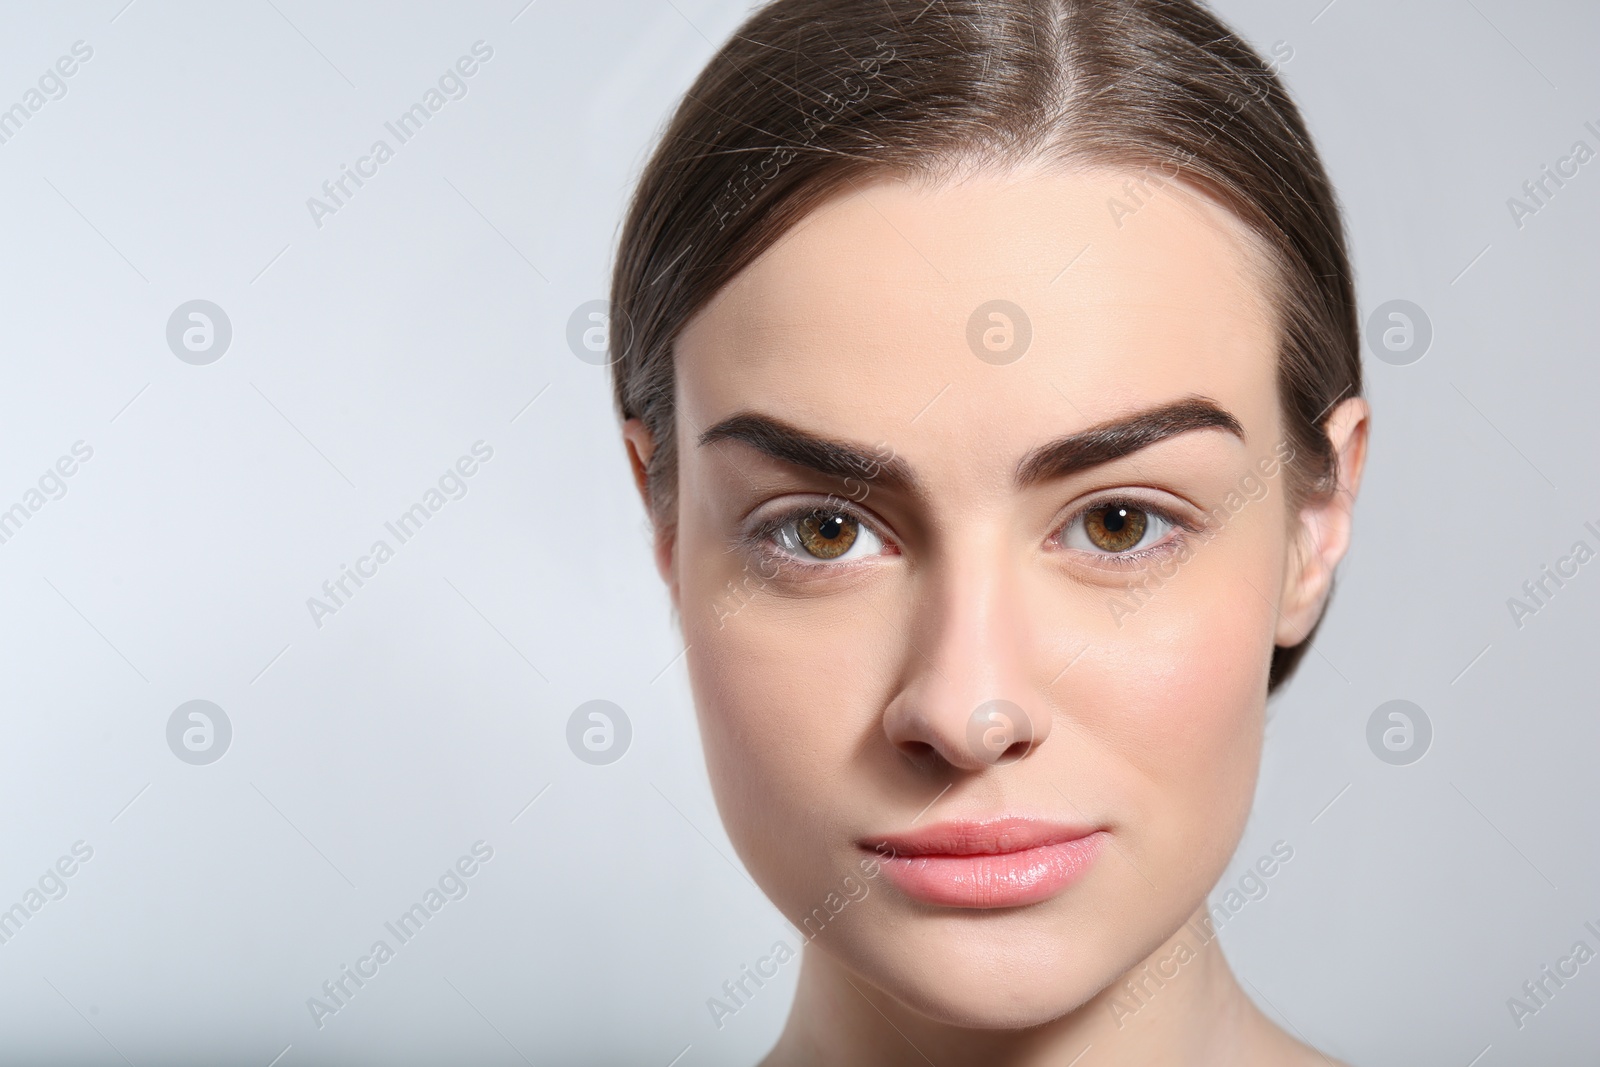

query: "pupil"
xmin=1103 ymin=508 xmax=1128 ymax=532
xmin=798 ymin=511 xmax=859 ymax=560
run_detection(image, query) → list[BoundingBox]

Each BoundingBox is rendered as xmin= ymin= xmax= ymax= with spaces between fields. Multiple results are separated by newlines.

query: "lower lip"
xmin=870 ymin=832 xmax=1106 ymax=909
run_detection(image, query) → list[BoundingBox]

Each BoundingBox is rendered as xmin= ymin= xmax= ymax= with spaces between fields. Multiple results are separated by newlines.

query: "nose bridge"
xmin=883 ymin=525 xmax=1048 ymax=768
xmin=926 ymin=541 xmax=1025 ymax=694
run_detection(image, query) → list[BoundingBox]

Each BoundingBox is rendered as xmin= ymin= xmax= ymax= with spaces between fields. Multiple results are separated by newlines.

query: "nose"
xmin=880 ymin=544 xmax=1054 ymax=771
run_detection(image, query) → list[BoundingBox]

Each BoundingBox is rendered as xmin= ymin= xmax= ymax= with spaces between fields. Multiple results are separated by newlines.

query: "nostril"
xmin=966 ymin=699 xmax=1036 ymax=765
xmin=884 ymin=696 xmax=1045 ymax=771
xmin=998 ymin=739 xmax=1032 ymax=764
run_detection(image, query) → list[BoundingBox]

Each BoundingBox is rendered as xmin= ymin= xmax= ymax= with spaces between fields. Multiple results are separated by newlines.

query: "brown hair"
xmin=609 ymin=0 xmax=1361 ymax=691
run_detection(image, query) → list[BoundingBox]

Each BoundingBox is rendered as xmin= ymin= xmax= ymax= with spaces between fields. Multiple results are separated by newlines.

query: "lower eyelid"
xmin=1081 ymin=537 xmax=1183 ymax=564
xmin=752 ymin=545 xmax=884 ymax=586
xmin=1055 ymin=509 xmax=1187 ymax=560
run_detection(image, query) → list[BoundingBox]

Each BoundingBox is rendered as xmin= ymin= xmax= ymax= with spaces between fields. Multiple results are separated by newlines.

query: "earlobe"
xmin=1276 ymin=397 xmax=1369 ymax=646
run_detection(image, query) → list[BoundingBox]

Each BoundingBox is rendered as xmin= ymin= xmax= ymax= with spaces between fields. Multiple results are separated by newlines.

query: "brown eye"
xmin=795 ymin=511 xmax=859 ymax=559
xmin=1080 ymin=504 xmax=1149 ymax=552
xmin=763 ymin=505 xmax=887 ymax=566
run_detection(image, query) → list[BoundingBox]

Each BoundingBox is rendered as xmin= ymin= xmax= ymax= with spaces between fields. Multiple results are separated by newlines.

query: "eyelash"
xmin=1048 ymin=495 xmax=1195 ymax=568
xmin=742 ymin=501 xmax=890 ymax=577
xmin=743 ymin=494 xmax=1197 ymax=574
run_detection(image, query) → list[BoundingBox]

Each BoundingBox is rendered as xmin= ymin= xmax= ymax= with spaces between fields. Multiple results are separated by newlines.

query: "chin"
xmin=812 ymin=898 xmax=1136 ymax=1029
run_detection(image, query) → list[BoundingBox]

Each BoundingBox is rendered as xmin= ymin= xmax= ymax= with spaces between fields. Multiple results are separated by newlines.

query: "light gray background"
xmin=0 ymin=0 xmax=1594 ymax=1064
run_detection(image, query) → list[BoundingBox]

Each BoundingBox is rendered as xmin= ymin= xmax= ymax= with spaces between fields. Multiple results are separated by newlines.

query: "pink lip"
xmin=860 ymin=817 xmax=1106 ymax=909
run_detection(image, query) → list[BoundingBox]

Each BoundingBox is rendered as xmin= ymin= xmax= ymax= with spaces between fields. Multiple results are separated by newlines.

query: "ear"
xmin=1276 ymin=397 xmax=1369 ymax=646
xmin=622 ymin=417 xmax=677 ymax=599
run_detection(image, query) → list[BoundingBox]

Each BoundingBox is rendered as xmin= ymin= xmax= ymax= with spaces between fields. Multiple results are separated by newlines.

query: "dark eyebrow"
xmin=699 ymin=412 xmax=917 ymax=494
xmin=698 ymin=396 xmax=1244 ymax=496
xmin=1016 ymin=397 xmax=1245 ymax=487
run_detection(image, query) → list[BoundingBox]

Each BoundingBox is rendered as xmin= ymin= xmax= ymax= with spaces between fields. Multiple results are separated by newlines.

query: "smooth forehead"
xmin=675 ymin=164 xmax=1282 ymax=450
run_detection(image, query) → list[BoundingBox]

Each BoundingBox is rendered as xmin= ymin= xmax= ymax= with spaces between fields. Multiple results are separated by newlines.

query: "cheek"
xmin=1064 ymin=596 xmax=1270 ymax=915
xmin=1073 ymin=539 xmax=1282 ymax=838
xmin=1117 ymin=600 xmax=1269 ymax=771
xmin=676 ymin=504 xmax=885 ymax=833
xmin=684 ymin=590 xmax=881 ymax=787
xmin=680 ymin=583 xmax=891 ymax=916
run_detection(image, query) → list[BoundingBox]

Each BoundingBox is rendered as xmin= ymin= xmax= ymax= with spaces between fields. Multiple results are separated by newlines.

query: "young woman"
xmin=610 ymin=1 xmax=1366 ymax=1062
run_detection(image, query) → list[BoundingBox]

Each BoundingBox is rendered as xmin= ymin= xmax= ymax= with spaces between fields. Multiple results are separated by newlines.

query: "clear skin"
xmin=623 ymin=165 xmax=1368 ymax=1066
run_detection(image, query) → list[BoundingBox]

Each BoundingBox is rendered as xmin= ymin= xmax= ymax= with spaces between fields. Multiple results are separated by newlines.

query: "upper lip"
xmin=859 ymin=817 xmax=1102 ymax=858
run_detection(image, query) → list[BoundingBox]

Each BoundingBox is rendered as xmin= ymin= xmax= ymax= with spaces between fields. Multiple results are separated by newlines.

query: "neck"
xmin=761 ymin=907 xmax=1270 ymax=1067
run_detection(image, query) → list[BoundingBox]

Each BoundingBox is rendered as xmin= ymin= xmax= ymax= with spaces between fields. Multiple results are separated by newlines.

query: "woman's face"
xmin=646 ymin=165 xmax=1326 ymax=1026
